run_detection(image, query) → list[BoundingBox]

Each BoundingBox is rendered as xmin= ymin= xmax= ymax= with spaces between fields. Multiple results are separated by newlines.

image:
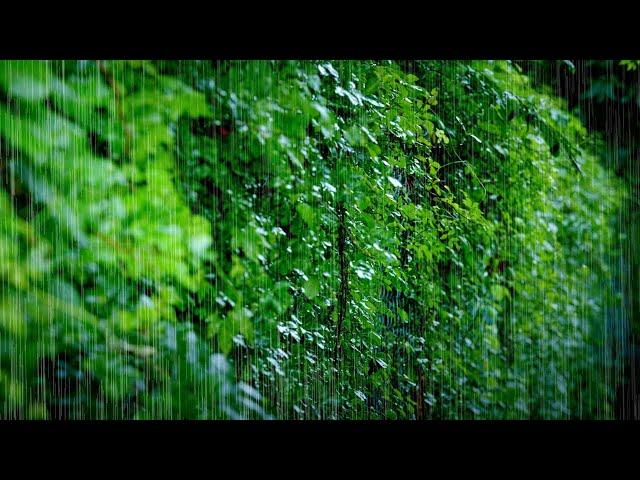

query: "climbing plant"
xmin=0 ymin=59 xmax=626 ymax=419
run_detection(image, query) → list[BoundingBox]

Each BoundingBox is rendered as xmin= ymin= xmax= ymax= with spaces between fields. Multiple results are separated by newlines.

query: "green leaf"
xmin=0 ymin=60 xmax=51 ymax=101
xmin=296 ymin=203 xmax=316 ymax=227
xmin=387 ymin=176 xmax=403 ymax=189
xmin=303 ymin=277 xmax=321 ymax=299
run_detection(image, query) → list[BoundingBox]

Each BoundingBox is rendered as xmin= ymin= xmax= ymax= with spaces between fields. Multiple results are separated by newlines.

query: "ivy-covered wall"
xmin=0 ymin=60 xmax=627 ymax=419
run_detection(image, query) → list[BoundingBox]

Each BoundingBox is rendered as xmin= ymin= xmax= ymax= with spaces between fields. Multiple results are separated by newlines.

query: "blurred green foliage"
xmin=517 ymin=59 xmax=640 ymax=416
xmin=0 ymin=60 xmax=626 ymax=419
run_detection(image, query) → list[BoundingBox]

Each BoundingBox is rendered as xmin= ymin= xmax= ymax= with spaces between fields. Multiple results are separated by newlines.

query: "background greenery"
xmin=519 ymin=60 xmax=640 ymax=416
xmin=0 ymin=60 xmax=628 ymax=419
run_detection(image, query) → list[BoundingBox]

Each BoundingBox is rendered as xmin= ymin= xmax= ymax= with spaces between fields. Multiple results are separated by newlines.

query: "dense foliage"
xmin=0 ymin=60 xmax=626 ymax=419
xmin=518 ymin=60 xmax=640 ymax=416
